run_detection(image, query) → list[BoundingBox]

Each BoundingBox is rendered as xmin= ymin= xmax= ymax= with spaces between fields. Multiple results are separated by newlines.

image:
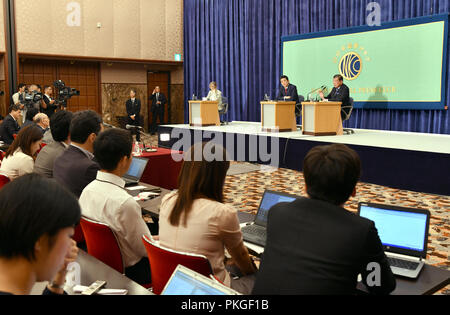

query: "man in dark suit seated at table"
xmin=277 ymin=75 xmax=299 ymax=104
xmin=252 ymin=144 xmax=396 ymax=295
xmin=126 ymin=89 xmax=141 ymax=142
xmin=0 ymin=105 xmax=21 ymax=145
xmin=319 ymin=74 xmax=351 ymax=121
xmin=53 ymin=110 xmax=103 ymax=198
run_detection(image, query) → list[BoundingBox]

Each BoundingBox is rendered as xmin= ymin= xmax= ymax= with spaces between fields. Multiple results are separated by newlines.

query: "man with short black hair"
xmin=320 ymin=74 xmax=351 ymax=120
xmin=41 ymin=86 xmax=58 ymax=119
xmin=0 ymin=105 xmax=21 ymax=145
xmin=53 ymin=110 xmax=103 ymax=198
xmin=79 ymin=128 xmax=152 ymax=285
xmin=34 ymin=111 xmax=74 ymax=178
xmin=12 ymin=83 xmax=26 ymax=106
xmin=253 ymin=144 xmax=396 ymax=295
xmin=277 ymin=75 xmax=299 ymax=103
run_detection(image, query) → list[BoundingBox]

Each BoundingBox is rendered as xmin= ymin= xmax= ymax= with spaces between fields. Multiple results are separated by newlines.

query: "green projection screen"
xmin=282 ymin=14 xmax=448 ymax=110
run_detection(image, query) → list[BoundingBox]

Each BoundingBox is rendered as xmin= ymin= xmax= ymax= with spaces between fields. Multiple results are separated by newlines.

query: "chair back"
xmin=0 ymin=175 xmax=10 ymax=189
xmin=295 ymin=95 xmax=305 ymax=117
xmin=80 ymin=217 xmax=125 ymax=273
xmin=342 ymin=97 xmax=354 ymax=122
xmin=220 ymin=96 xmax=229 ymax=115
xmin=142 ymin=235 xmax=213 ymax=295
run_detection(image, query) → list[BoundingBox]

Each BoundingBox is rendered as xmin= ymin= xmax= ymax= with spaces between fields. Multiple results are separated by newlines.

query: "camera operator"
xmin=41 ymin=86 xmax=58 ymax=118
xmin=12 ymin=83 xmax=26 ymax=107
xmin=21 ymin=85 xmax=43 ymax=124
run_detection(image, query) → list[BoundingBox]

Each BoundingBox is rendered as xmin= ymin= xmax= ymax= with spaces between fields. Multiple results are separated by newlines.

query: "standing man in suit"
xmin=253 ymin=144 xmax=396 ymax=295
xmin=0 ymin=105 xmax=21 ymax=145
xmin=320 ymin=74 xmax=351 ymax=120
xmin=53 ymin=110 xmax=103 ymax=198
xmin=126 ymin=90 xmax=141 ymax=142
xmin=41 ymin=86 xmax=58 ymax=119
xmin=277 ymin=75 xmax=299 ymax=103
xmin=149 ymin=86 xmax=167 ymax=135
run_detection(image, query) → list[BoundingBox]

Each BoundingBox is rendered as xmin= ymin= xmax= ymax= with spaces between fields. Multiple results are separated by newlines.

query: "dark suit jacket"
xmin=326 ymin=84 xmax=351 ymax=119
xmin=149 ymin=93 xmax=167 ymax=112
xmin=53 ymin=145 xmax=100 ymax=198
xmin=277 ymin=84 xmax=299 ymax=104
xmin=41 ymin=95 xmax=58 ymax=118
xmin=0 ymin=115 xmax=20 ymax=145
xmin=252 ymin=197 xmax=396 ymax=295
xmin=126 ymin=99 xmax=141 ymax=125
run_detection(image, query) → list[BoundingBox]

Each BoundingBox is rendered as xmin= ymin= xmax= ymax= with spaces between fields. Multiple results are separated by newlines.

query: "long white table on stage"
xmin=161 ymin=121 xmax=450 ymax=155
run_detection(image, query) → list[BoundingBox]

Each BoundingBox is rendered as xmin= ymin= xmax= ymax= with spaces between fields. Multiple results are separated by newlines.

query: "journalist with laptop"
xmin=252 ymin=144 xmax=397 ymax=295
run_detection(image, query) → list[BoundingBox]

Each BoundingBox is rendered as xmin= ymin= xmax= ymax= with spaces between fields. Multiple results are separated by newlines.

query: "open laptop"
xmin=161 ymin=265 xmax=240 ymax=295
xmin=122 ymin=157 xmax=149 ymax=187
xmin=242 ymin=190 xmax=298 ymax=247
xmin=358 ymin=202 xmax=430 ymax=279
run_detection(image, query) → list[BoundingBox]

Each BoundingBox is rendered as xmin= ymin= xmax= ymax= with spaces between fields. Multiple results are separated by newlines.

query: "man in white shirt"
xmin=12 ymin=83 xmax=26 ymax=106
xmin=79 ymin=128 xmax=152 ymax=285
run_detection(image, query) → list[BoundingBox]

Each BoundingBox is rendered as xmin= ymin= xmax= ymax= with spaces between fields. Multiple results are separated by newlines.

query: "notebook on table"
xmin=161 ymin=265 xmax=240 ymax=295
xmin=122 ymin=157 xmax=149 ymax=187
xmin=358 ymin=202 xmax=430 ymax=279
xmin=241 ymin=190 xmax=298 ymax=247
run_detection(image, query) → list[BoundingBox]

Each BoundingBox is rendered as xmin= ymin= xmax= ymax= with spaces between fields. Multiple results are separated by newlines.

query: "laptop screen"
xmin=255 ymin=191 xmax=297 ymax=227
xmin=124 ymin=157 xmax=148 ymax=180
xmin=359 ymin=204 xmax=428 ymax=253
xmin=162 ymin=268 xmax=233 ymax=295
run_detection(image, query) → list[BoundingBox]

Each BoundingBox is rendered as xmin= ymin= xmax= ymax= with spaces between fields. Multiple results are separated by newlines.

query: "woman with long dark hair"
xmin=0 ymin=125 xmax=43 ymax=180
xmin=158 ymin=142 xmax=256 ymax=294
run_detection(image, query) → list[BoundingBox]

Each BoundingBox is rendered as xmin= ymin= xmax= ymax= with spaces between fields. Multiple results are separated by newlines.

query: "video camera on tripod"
xmin=53 ymin=80 xmax=80 ymax=109
xmin=23 ymin=88 xmax=43 ymax=109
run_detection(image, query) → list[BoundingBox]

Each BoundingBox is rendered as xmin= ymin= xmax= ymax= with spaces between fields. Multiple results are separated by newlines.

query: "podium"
xmin=301 ymin=102 xmax=343 ymax=136
xmin=188 ymin=100 xmax=220 ymax=127
xmin=260 ymin=101 xmax=297 ymax=132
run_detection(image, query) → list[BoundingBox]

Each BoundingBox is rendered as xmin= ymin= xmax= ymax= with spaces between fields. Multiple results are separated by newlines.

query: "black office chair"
xmin=295 ymin=95 xmax=305 ymax=130
xmin=341 ymin=98 xmax=355 ymax=135
xmin=219 ymin=96 xmax=229 ymax=125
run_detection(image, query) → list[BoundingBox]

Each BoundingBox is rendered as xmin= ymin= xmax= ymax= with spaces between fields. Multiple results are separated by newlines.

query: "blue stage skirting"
xmin=158 ymin=125 xmax=450 ymax=196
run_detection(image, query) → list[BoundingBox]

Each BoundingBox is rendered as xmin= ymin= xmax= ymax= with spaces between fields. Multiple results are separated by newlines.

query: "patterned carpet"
xmin=223 ymin=162 xmax=450 ymax=295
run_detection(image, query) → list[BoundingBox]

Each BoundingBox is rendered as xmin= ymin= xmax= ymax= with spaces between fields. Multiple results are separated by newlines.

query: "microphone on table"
xmin=307 ymin=85 xmax=328 ymax=101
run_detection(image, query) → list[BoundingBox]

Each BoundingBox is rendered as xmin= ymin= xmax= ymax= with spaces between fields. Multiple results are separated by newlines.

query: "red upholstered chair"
xmin=80 ymin=217 xmax=125 ymax=274
xmin=142 ymin=235 xmax=213 ymax=295
xmin=73 ymin=224 xmax=85 ymax=244
xmin=0 ymin=175 xmax=10 ymax=189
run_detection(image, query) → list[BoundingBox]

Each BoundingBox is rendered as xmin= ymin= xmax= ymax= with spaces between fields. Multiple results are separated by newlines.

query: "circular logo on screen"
xmin=339 ymin=52 xmax=362 ymax=81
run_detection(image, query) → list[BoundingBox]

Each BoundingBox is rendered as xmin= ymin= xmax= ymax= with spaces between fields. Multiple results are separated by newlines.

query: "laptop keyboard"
xmin=242 ymin=225 xmax=266 ymax=238
xmin=388 ymin=257 xmax=419 ymax=270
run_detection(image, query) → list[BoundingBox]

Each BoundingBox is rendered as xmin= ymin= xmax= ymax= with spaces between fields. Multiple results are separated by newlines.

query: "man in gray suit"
xmin=34 ymin=111 xmax=74 ymax=178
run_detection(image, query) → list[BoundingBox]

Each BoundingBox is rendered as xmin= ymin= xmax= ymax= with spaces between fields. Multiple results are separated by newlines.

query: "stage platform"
xmin=158 ymin=122 xmax=450 ymax=196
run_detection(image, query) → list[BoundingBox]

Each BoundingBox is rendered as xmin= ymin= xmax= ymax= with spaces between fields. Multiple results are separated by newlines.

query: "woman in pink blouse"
xmin=158 ymin=143 xmax=257 ymax=294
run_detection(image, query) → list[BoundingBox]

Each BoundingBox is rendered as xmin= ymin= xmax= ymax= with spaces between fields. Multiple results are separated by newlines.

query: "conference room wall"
xmin=101 ymin=63 xmax=185 ymax=129
xmin=14 ymin=0 xmax=183 ymax=62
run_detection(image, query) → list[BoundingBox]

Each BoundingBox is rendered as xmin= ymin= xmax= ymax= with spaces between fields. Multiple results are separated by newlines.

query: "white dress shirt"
xmin=0 ymin=148 xmax=34 ymax=180
xmin=79 ymin=171 xmax=151 ymax=268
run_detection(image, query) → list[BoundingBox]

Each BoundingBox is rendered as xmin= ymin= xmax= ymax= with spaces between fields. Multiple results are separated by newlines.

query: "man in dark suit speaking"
xmin=277 ymin=75 xmax=299 ymax=103
xmin=320 ymin=74 xmax=351 ymax=120
xmin=126 ymin=89 xmax=141 ymax=142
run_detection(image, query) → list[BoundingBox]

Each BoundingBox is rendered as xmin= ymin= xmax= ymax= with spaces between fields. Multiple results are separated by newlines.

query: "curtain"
xmin=184 ymin=0 xmax=450 ymax=134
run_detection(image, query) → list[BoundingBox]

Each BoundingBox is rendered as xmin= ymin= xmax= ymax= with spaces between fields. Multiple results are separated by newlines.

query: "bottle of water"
xmin=133 ymin=141 xmax=141 ymax=156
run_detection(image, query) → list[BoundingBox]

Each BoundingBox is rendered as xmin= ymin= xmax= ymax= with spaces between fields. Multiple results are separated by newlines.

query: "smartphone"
xmin=81 ymin=280 xmax=107 ymax=295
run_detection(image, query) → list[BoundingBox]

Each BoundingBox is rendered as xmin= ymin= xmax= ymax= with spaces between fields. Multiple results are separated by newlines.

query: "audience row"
xmin=0 ymin=107 xmax=397 ymax=295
